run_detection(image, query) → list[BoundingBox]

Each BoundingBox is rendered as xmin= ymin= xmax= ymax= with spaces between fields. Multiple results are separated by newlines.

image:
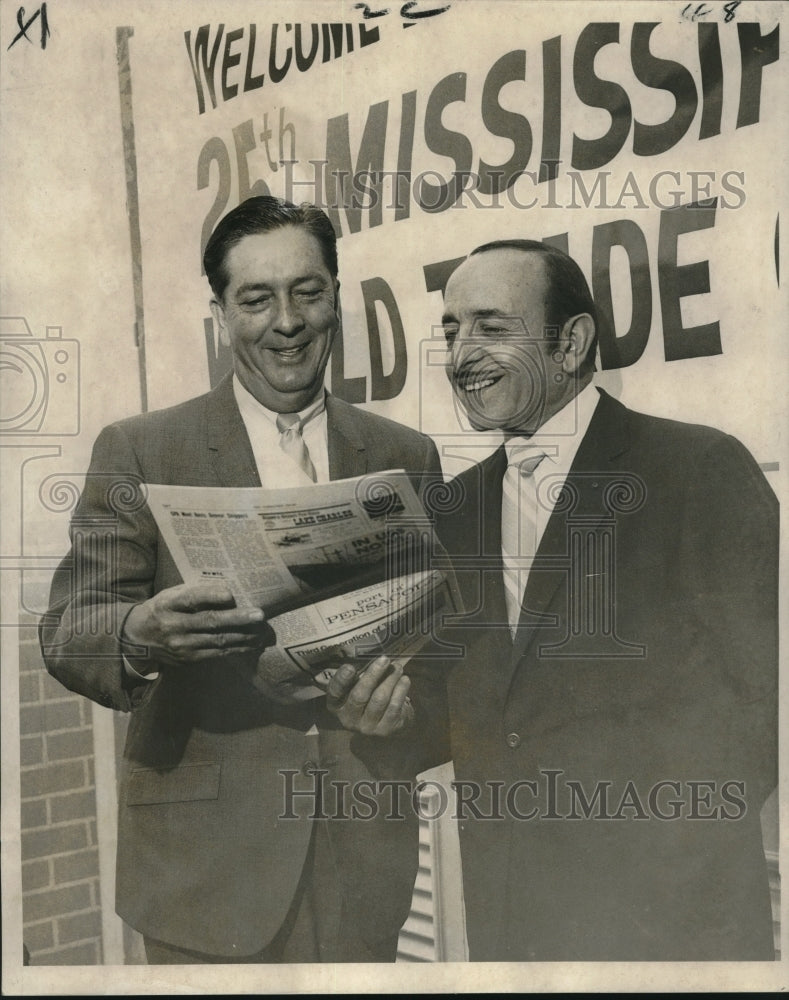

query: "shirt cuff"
xmin=122 ymin=655 xmax=159 ymax=682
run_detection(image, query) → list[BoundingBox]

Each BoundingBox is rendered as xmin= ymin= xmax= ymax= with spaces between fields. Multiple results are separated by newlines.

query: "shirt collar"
xmin=232 ymin=374 xmax=327 ymax=430
xmin=504 ymin=381 xmax=600 ymax=473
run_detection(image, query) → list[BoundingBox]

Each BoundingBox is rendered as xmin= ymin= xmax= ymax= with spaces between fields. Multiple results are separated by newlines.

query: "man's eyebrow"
xmin=441 ymin=307 xmax=513 ymax=323
xmin=471 ymin=308 xmax=513 ymax=318
xmin=235 ymin=274 xmax=328 ymax=296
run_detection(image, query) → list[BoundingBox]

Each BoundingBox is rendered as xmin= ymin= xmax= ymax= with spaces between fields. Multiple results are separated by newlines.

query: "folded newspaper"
xmin=145 ymin=470 xmax=460 ymax=700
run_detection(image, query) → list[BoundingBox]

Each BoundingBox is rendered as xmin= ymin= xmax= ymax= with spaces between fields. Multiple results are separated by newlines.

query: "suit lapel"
xmin=205 ymin=384 xmax=369 ymax=487
xmin=477 ymin=447 xmax=513 ymax=649
xmin=480 ymin=446 xmax=507 ymax=559
xmin=452 ymin=446 xmax=507 ymax=628
xmin=452 ymin=447 xmax=510 ymax=633
xmin=509 ymin=390 xmax=632 ymax=668
xmin=326 ymin=395 xmax=368 ymax=480
xmin=206 ymin=374 xmax=261 ymax=488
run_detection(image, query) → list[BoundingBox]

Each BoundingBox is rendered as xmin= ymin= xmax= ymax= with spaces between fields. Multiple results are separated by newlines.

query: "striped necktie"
xmin=276 ymin=412 xmax=317 ymax=482
xmin=501 ymin=445 xmax=545 ymax=636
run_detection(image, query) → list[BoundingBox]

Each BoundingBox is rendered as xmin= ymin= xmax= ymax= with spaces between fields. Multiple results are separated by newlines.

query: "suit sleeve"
xmin=685 ymin=432 xmax=778 ymax=808
xmin=39 ymin=423 xmax=161 ymax=713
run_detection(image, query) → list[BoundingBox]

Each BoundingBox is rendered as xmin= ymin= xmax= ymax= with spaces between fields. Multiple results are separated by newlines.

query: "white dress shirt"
xmin=233 ymin=375 xmax=330 ymax=485
xmin=502 ymin=381 xmax=600 ymax=590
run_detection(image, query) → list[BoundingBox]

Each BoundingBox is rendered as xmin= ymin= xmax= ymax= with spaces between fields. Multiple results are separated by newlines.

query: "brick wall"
xmin=19 ymin=609 xmax=104 ymax=965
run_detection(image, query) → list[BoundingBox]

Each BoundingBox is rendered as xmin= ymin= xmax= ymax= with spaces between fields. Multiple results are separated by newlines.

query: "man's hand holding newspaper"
xmin=237 ymin=651 xmax=415 ymax=737
xmin=122 ymin=581 xmax=275 ymax=674
xmin=326 ymin=656 xmax=415 ymax=737
xmin=143 ymin=471 xmax=459 ymax=729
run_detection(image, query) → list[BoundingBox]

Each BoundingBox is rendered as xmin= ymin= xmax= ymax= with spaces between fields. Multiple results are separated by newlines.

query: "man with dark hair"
xmin=432 ymin=240 xmax=777 ymax=960
xmin=469 ymin=239 xmax=599 ymax=369
xmin=203 ymin=197 xmax=339 ymax=300
xmin=40 ymin=195 xmax=444 ymax=964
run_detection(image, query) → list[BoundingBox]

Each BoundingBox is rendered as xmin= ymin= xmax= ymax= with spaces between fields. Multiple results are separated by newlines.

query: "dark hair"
xmin=203 ymin=196 xmax=339 ymax=299
xmin=469 ymin=239 xmax=598 ymax=372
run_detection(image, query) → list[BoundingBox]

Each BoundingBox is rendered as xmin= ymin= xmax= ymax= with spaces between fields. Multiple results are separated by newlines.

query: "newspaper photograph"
xmin=145 ymin=470 xmax=435 ymax=614
xmin=146 ymin=470 xmax=461 ymax=700
xmin=1 ymin=0 xmax=786 ymax=995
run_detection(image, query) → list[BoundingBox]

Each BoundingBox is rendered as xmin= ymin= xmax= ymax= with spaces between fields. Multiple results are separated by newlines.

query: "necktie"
xmin=501 ymin=445 xmax=545 ymax=636
xmin=276 ymin=412 xmax=317 ymax=482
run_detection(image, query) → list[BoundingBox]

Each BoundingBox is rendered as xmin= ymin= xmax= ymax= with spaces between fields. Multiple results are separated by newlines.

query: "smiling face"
xmin=442 ymin=249 xmax=578 ymax=435
xmin=210 ymin=226 xmax=340 ymax=413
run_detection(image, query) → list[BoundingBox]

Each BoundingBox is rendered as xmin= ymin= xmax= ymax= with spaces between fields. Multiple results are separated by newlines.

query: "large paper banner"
xmin=121 ymin=1 xmax=784 ymax=475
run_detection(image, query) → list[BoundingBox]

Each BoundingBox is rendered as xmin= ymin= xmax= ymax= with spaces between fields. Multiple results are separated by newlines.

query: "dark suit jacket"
xmin=434 ymin=389 xmax=777 ymax=961
xmin=40 ymin=374 xmax=445 ymax=957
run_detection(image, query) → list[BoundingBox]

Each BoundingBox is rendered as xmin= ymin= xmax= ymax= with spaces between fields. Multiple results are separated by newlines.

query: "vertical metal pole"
xmin=91 ymin=37 xmax=148 ymax=960
xmin=116 ymin=27 xmax=148 ymax=414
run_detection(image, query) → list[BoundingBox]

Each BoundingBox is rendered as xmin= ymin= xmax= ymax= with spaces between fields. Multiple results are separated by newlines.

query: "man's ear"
xmin=210 ymin=298 xmax=230 ymax=347
xmin=558 ymin=314 xmax=596 ymax=375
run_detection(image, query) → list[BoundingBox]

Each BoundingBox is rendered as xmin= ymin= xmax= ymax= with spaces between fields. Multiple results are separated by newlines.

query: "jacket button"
xmin=302 ymin=759 xmax=318 ymax=776
xmin=505 ymin=732 xmax=521 ymax=749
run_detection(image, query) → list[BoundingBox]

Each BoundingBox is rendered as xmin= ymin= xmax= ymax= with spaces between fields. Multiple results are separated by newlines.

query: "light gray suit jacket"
xmin=41 ymin=373 xmax=445 ymax=956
